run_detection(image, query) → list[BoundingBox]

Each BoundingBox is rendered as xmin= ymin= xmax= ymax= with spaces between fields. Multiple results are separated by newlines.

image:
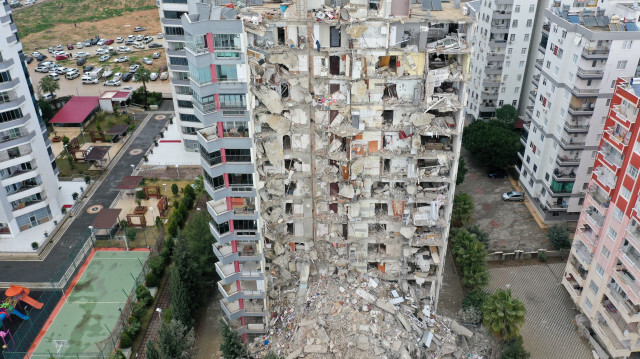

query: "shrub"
xmin=155 ymin=216 xmax=163 ymax=229
xmin=132 ymin=301 xmax=147 ymax=319
xmin=125 ymin=319 xmax=142 ymax=338
xmin=61 ymin=207 xmax=67 ymax=214
xmin=167 ymin=217 xmax=178 ymax=238
xmin=72 ymin=192 xmax=79 ymax=200
xmin=119 ymin=332 xmax=133 ymax=349
xmin=161 ymin=307 xmax=172 ymax=323
xmin=500 ymin=336 xmax=530 ymax=359
xmin=146 ymin=272 xmax=160 ymax=288
xmin=127 ymin=316 xmax=140 ymax=325
xmin=548 ymin=224 xmax=571 ymax=249
xmin=538 ymin=251 xmax=547 ymax=262
xmin=183 ymin=185 xmax=195 ymax=200
xmin=31 ymin=242 xmax=39 ymax=250
xmin=136 ymin=284 xmax=153 ymax=307
xmin=125 ymin=227 xmax=137 ymax=240
xmin=171 ymin=183 xmax=179 ymax=196
xmin=181 ymin=196 xmax=193 ymax=210
xmin=463 ymin=290 xmax=488 ymax=312
xmin=62 ymin=135 xmax=70 ymax=146
xmin=149 ymin=255 xmax=165 ymax=276
xmin=452 ymin=193 xmax=474 ymax=227
xmin=84 ymin=175 xmax=91 ymax=184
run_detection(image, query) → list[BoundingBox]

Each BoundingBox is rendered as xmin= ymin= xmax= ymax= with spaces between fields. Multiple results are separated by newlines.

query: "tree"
xmin=463 ymin=120 xmax=521 ymax=169
xmin=135 ymin=66 xmax=152 ymax=109
xmin=501 ymin=336 xmax=530 ymax=359
xmin=495 ymin=105 xmax=519 ymax=127
xmin=171 ymin=183 xmax=179 ymax=196
xmin=193 ymin=176 xmax=204 ymax=194
xmin=483 ymin=289 xmax=526 ymax=341
xmin=146 ymin=319 xmax=196 ymax=359
xmin=183 ymin=184 xmax=195 ymax=201
xmin=547 ymin=223 xmax=571 ymax=249
xmin=183 ymin=211 xmax=216 ymax=283
xmin=170 ymin=238 xmax=202 ymax=327
xmin=62 ymin=135 xmax=70 ymax=146
xmin=467 ymin=225 xmax=490 ymax=247
xmin=456 ymin=157 xmax=468 ymax=185
xmin=220 ymin=319 xmax=248 ymax=359
xmin=452 ymin=193 xmax=474 ymax=227
xmin=38 ymin=99 xmax=54 ymax=122
xmin=38 ymin=76 xmax=59 ymax=107
xmin=451 ymin=229 xmax=489 ymax=289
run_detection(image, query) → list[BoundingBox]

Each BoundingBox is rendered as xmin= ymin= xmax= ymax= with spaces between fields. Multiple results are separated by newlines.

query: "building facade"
xmin=179 ymin=0 xmax=473 ymax=341
xmin=563 ymin=77 xmax=640 ymax=358
xmin=519 ymin=1 xmax=640 ymax=222
xmin=466 ymin=0 xmax=543 ymax=120
xmin=0 ymin=2 xmax=61 ymax=239
xmin=158 ymin=0 xmax=203 ymax=151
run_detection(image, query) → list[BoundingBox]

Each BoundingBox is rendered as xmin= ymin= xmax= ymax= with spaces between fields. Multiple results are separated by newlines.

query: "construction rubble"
xmin=249 ymin=274 xmax=492 ymax=358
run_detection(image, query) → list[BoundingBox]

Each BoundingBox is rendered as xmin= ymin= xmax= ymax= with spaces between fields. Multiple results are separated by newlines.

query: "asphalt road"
xmin=0 ymin=110 xmax=169 ymax=282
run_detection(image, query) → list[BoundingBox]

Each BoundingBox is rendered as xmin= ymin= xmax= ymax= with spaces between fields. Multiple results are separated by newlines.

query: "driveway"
xmin=456 ymin=149 xmax=549 ymax=252
xmin=487 ymin=263 xmax=591 ymax=359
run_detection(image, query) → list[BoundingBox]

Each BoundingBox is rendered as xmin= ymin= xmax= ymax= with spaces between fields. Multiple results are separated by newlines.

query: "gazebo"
xmin=91 ymin=208 xmax=122 ymax=239
xmin=117 ymin=176 xmax=144 ymax=196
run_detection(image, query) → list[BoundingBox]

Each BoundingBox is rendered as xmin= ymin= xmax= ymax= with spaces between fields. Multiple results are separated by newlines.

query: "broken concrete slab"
xmin=304 ymin=344 xmax=328 ymax=354
xmin=449 ymin=320 xmax=473 ymax=338
xmin=375 ymin=298 xmax=397 ymax=314
xmin=253 ymin=86 xmax=283 ymax=113
xmin=355 ymin=288 xmax=376 ymax=303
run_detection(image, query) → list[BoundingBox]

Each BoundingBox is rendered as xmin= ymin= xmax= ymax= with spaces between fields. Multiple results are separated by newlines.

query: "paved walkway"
xmin=437 ymin=249 xmax=464 ymax=317
xmin=0 ymin=111 xmax=170 ymax=283
xmin=136 ymin=278 xmax=172 ymax=359
xmin=487 ymin=263 xmax=591 ymax=359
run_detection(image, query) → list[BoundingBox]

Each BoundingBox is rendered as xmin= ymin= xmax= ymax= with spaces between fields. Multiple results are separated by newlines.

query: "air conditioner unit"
xmin=558 ymin=38 xmax=563 ymax=44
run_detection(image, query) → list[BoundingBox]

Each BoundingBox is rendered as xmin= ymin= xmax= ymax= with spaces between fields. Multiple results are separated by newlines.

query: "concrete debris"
xmin=250 ymin=275 xmax=490 ymax=359
xmin=410 ymin=112 xmax=436 ymax=126
xmin=253 ymin=86 xmax=283 ymax=114
xmin=259 ymin=113 xmax=291 ymax=135
xmin=268 ymin=53 xmax=298 ymax=70
xmin=347 ymin=25 xmax=368 ymax=38
xmin=263 ymin=138 xmax=284 ymax=167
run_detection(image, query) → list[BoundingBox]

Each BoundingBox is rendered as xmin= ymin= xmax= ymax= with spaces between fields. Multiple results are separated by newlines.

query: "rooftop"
xmin=49 ymin=97 xmax=99 ymax=124
xmin=91 ymin=208 xmax=122 ymax=229
xmin=117 ymin=175 xmax=144 ymax=190
xmin=550 ymin=6 xmax=639 ymax=32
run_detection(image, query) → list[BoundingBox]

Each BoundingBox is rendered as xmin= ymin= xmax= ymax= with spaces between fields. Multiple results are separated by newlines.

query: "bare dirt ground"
xmin=20 ymin=8 xmax=162 ymax=53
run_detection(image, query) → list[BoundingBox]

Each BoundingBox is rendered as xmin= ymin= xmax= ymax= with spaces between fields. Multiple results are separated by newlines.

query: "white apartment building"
xmin=157 ymin=0 xmax=203 ymax=151
xmin=466 ymin=0 xmax=544 ymax=120
xmin=0 ymin=1 xmax=61 ymax=239
xmin=519 ymin=1 xmax=640 ymax=222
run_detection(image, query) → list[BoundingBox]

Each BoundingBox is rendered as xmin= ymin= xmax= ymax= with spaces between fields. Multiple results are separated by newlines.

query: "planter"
xmin=52 ymin=136 xmax=62 ymax=142
xmin=134 ymin=206 xmax=147 ymax=215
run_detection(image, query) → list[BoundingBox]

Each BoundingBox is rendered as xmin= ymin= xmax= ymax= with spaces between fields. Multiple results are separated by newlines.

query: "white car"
xmin=117 ymin=46 xmax=131 ymax=53
xmin=55 ymin=67 xmax=69 ymax=74
xmin=55 ymin=45 xmax=63 ymax=51
xmin=66 ymin=68 xmax=78 ymax=74
xmin=129 ymin=64 xmax=140 ymax=73
xmin=116 ymin=37 xmax=124 ymax=43
xmin=127 ymin=35 xmax=135 ymax=41
xmin=152 ymin=52 xmax=161 ymax=59
xmin=112 ymin=72 xmax=122 ymax=81
xmin=99 ymin=55 xmax=110 ymax=62
xmin=160 ymin=72 xmax=168 ymax=80
xmin=121 ymin=86 xmax=134 ymax=91
xmin=81 ymin=76 xmax=99 ymax=84
xmin=76 ymin=42 xmax=83 ymax=49
xmin=53 ymin=51 xmax=67 ymax=56
xmin=24 ymin=0 xmax=35 ymax=4
xmin=97 ymin=39 xmax=106 ymax=46
xmin=135 ymin=35 xmax=144 ymax=41
xmin=104 ymin=79 xmax=121 ymax=86
xmin=40 ymin=93 xmax=56 ymax=100
xmin=134 ymin=26 xmax=146 ymax=32
xmin=31 ymin=51 xmax=41 ymax=57
xmin=65 ymin=72 xmax=79 ymax=80
xmin=94 ymin=48 xmax=109 ymax=55
xmin=150 ymin=72 xmax=158 ymax=81
xmin=157 ymin=33 xmax=163 ymax=39
xmin=141 ymin=57 xmax=152 ymax=65
xmin=132 ymin=43 xmax=145 ymax=50
xmin=47 ymin=72 xmax=60 ymax=81
xmin=35 ymin=66 xmax=49 ymax=73
xmin=75 ymin=52 xmax=90 ymax=58
xmin=113 ymin=56 xmax=129 ymax=63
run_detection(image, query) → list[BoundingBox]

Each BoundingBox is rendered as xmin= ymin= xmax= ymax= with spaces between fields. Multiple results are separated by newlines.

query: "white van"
xmin=132 ymin=42 xmax=145 ymax=50
xmin=65 ymin=72 xmax=79 ymax=80
xmin=81 ymin=76 xmax=98 ymax=84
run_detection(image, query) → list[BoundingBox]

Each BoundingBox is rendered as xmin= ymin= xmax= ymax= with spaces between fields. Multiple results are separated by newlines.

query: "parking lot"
xmin=456 ymin=149 xmax=549 ymax=252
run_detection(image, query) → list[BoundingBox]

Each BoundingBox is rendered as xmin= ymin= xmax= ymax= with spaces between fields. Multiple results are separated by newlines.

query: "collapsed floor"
xmin=249 ymin=273 xmax=495 ymax=358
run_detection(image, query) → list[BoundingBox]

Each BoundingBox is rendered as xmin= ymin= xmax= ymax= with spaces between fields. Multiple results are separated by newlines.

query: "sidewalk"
xmin=136 ymin=278 xmax=172 ymax=359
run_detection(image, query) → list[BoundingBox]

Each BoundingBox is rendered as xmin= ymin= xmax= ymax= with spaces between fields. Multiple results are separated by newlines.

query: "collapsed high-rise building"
xmin=178 ymin=0 xmax=473 ymax=344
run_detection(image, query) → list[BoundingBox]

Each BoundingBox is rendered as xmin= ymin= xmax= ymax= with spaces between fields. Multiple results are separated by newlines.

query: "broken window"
xmin=330 ymin=183 xmax=339 ymax=196
xmin=368 ymin=223 xmax=386 ymax=233
xmin=281 ymin=82 xmax=289 ymax=99
xmin=374 ymin=203 xmax=389 ymax=215
xmin=382 ymin=110 xmax=393 ymax=125
xmin=284 ymin=158 xmax=302 ymax=171
xmin=329 ymin=83 xmax=340 ymax=94
xmin=287 ymin=224 xmax=294 ymax=235
xmin=383 ymin=159 xmax=391 ymax=173
xmin=285 ymin=203 xmax=293 ymax=215
xmin=377 ymin=56 xmax=398 ymax=70
xmin=330 ymin=26 xmax=341 ymax=47
xmin=382 ymin=84 xmax=397 ymax=100
xmin=329 ymin=56 xmax=340 ymax=75
xmin=368 ymin=243 xmax=387 ymax=255
xmin=285 ymin=181 xmax=297 ymax=194
xmin=417 ymin=159 xmax=439 ymax=168
xmin=283 ymin=135 xmax=291 ymax=150
xmin=277 ymin=27 xmax=286 ymax=45
xmin=369 ymin=0 xmax=379 ymax=10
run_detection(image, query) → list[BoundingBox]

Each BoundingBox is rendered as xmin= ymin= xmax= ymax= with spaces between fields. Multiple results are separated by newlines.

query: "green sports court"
xmin=31 ymin=249 xmax=149 ymax=356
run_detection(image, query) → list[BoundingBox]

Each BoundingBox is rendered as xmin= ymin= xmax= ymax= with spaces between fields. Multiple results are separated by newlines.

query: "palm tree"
xmin=38 ymin=76 xmax=59 ymax=108
xmin=134 ymin=66 xmax=151 ymax=109
xmin=483 ymin=289 xmax=526 ymax=341
xmin=452 ymin=193 xmax=474 ymax=227
xmin=451 ymin=229 xmax=489 ymax=289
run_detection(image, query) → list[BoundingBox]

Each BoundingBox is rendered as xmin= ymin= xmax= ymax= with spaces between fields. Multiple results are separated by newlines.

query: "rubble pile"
xmin=250 ymin=274 xmax=491 ymax=358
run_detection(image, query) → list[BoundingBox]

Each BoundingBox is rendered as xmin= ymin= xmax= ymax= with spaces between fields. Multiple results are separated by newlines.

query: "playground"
xmin=27 ymin=249 xmax=149 ymax=357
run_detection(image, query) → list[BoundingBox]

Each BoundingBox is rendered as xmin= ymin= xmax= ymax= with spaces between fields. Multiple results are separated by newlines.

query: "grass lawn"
xmin=55 ymin=153 xmax=97 ymax=180
xmin=84 ymin=111 xmax=135 ymax=133
xmin=13 ymin=0 xmax=156 ymax=37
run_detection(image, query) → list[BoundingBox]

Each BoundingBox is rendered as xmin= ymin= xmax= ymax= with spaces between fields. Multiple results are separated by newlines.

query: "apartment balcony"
xmin=532 ymin=74 xmax=540 ymax=86
xmin=492 ymin=9 xmax=512 ymax=19
xmin=209 ymin=221 xmax=260 ymax=246
xmin=599 ymin=301 xmax=639 ymax=342
xmin=620 ymin=246 xmax=640 ymax=277
xmin=568 ymin=104 xmax=594 ymax=116
xmin=562 ymin=268 xmax=583 ymax=301
xmin=6 ymin=184 xmax=43 ymax=203
xmin=201 ymin=158 xmax=255 ymax=179
xmin=605 ymin=284 xmax=640 ymax=323
xmin=0 ymin=130 xmax=35 ymax=152
xmin=556 ymin=155 xmax=580 ymax=167
xmin=546 ymin=201 xmax=568 ymax=211
xmin=571 ymin=85 xmax=599 ymax=98
xmin=220 ymin=299 xmax=267 ymax=322
xmin=588 ymin=186 xmax=611 ymax=211
xmin=0 ymin=78 xmax=19 ymax=92
xmin=12 ymin=195 xmax=47 ymax=214
xmin=535 ymin=59 xmax=543 ymax=71
xmin=0 ymin=113 xmax=29 ymax=132
xmin=604 ymin=126 xmax=631 ymax=149
xmin=578 ymin=223 xmax=599 ymax=248
xmin=215 ymin=262 xmax=264 ymax=285
xmin=569 ymin=255 xmax=588 ymax=281
xmin=600 ymin=149 xmax=624 ymax=171
xmin=613 ymin=105 xmax=636 ymax=125
xmin=615 ymin=264 xmax=640 ymax=301
xmin=212 ymin=243 xmax=262 ymax=266
xmin=564 ymin=122 xmax=590 ymax=133
xmin=197 ymin=127 xmax=252 ymax=154
xmin=542 ymin=23 xmax=550 ymax=34
xmin=229 ymin=321 xmax=267 ymax=336
xmin=481 ymin=91 xmax=498 ymax=100
xmin=627 ymin=221 xmax=640 ymax=249
xmin=593 ymin=314 xmax=631 ymax=358
xmin=576 ymin=67 xmax=604 ymax=79
xmin=584 ymin=207 xmax=605 ymax=228
xmin=206 ymin=199 xmax=258 ymax=223
xmin=559 ymin=137 xmax=585 ymax=150
xmin=484 ymin=66 xmax=503 ymax=75
xmin=204 ymin=180 xmax=256 ymax=202
xmin=581 ymin=47 xmax=610 ymax=60
xmin=0 ymin=57 xmax=14 ymax=72
xmin=486 ymin=54 xmax=505 ymax=62
xmin=552 ymin=169 xmax=576 ymax=183
xmin=525 ymin=106 xmax=534 ymax=119
xmin=572 ymin=240 xmax=593 ymax=268
xmin=218 ymin=281 xmax=265 ymax=303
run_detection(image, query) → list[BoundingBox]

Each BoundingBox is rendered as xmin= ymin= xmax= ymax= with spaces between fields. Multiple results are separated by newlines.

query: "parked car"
xmin=55 ymin=44 xmax=63 ymax=51
xmin=90 ymin=38 xmax=99 ymax=46
xmin=104 ymin=79 xmax=121 ymax=86
xmin=31 ymin=51 xmax=41 ymax=57
xmin=65 ymin=72 xmax=79 ymax=80
xmin=67 ymin=44 xmax=74 ymax=50
xmin=135 ymin=35 xmax=144 ymax=41
xmin=104 ymin=39 xmax=114 ymax=45
xmin=127 ymin=35 xmax=135 ymax=41
xmin=25 ymin=0 xmax=35 ymax=4
xmin=129 ymin=64 xmax=140 ymax=73
xmin=76 ymin=58 xmax=87 ymax=66
xmin=132 ymin=42 xmax=145 ymax=50
xmin=148 ymin=43 xmax=163 ymax=48
xmin=151 ymin=52 xmax=161 ymax=59
xmin=116 ymin=37 xmax=124 ymax=43
xmin=97 ymin=39 xmax=106 ymax=46
xmin=112 ymin=72 xmax=123 ymax=81
xmin=55 ymin=54 xmax=68 ymax=60
xmin=122 ymin=73 xmax=133 ymax=82
xmin=74 ymin=52 xmax=90 ymax=58
xmin=122 ymin=86 xmax=134 ymax=91
xmin=35 ymin=66 xmax=50 ymax=73
xmin=99 ymin=55 xmax=110 ymax=62
xmin=159 ymin=71 xmax=168 ymax=80
xmin=41 ymin=93 xmax=56 ymax=100
xmin=55 ymin=67 xmax=69 ymax=74
xmin=76 ymin=42 xmax=84 ymax=49
xmin=113 ymin=56 xmax=129 ymax=63
xmin=94 ymin=48 xmax=109 ymax=55
xmin=66 ymin=68 xmax=78 ymax=74
xmin=81 ymin=76 xmax=99 ymax=84
xmin=157 ymin=33 xmax=163 ymax=38
xmin=84 ymin=40 xmax=91 ymax=47
xmin=47 ymin=47 xmax=54 ymax=53
xmin=487 ymin=168 xmax=508 ymax=179
xmin=150 ymin=72 xmax=158 ymax=81
xmin=47 ymin=72 xmax=60 ymax=81
xmin=142 ymin=36 xmax=153 ymax=44
xmin=502 ymin=191 xmax=524 ymax=202
xmin=117 ymin=46 xmax=131 ymax=52
xmin=82 ymin=65 xmax=94 ymax=73
xmin=134 ymin=26 xmax=147 ymax=32
xmin=24 ymin=56 xmax=34 ymax=64
xmin=125 ymin=40 xmax=134 ymax=46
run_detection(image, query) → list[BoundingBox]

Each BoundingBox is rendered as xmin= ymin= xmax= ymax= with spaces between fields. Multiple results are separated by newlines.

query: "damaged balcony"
xmin=605 ymin=280 xmax=640 ymax=323
xmin=410 ymin=226 xmax=445 ymax=247
xmin=209 ymin=219 xmax=260 ymax=245
xmin=228 ymin=317 xmax=266 ymax=336
xmin=412 ymin=203 xmax=445 ymax=227
xmin=207 ymin=198 xmax=258 ymax=224
xmin=220 ymin=299 xmax=267 ymax=322
xmin=213 ymin=242 xmax=262 ymax=265
xmin=218 ymin=280 xmax=266 ymax=303
xmin=216 ymin=261 xmax=264 ymax=285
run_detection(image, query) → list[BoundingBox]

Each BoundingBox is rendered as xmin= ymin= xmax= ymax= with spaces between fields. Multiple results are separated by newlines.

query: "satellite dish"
xmin=340 ymin=9 xmax=349 ymax=21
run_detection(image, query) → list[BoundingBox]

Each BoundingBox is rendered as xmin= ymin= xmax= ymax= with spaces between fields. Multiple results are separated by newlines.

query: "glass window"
xmin=188 ymin=64 xmax=212 ymax=85
xmin=213 ymin=34 xmax=241 ymax=49
xmin=226 ymin=149 xmax=251 ymax=162
xmin=589 ymin=280 xmax=598 ymax=295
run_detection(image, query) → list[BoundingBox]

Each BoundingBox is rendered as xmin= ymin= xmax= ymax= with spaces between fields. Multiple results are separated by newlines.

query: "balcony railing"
xmin=573 ymin=240 xmax=593 ymax=266
xmin=585 ymin=207 xmax=605 ymax=228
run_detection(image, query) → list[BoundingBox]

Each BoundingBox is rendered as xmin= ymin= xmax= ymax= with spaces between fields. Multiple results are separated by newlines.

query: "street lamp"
xmin=130 ymin=164 xmax=135 ymax=174
xmin=64 ymin=143 xmax=70 ymax=157
xmin=162 ymin=183 xmax=167 ymax=196
xmin=88 ymin=225 xmax=95 ymax=241
xmin=175 ymin=165 xmax=180 ymax=178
